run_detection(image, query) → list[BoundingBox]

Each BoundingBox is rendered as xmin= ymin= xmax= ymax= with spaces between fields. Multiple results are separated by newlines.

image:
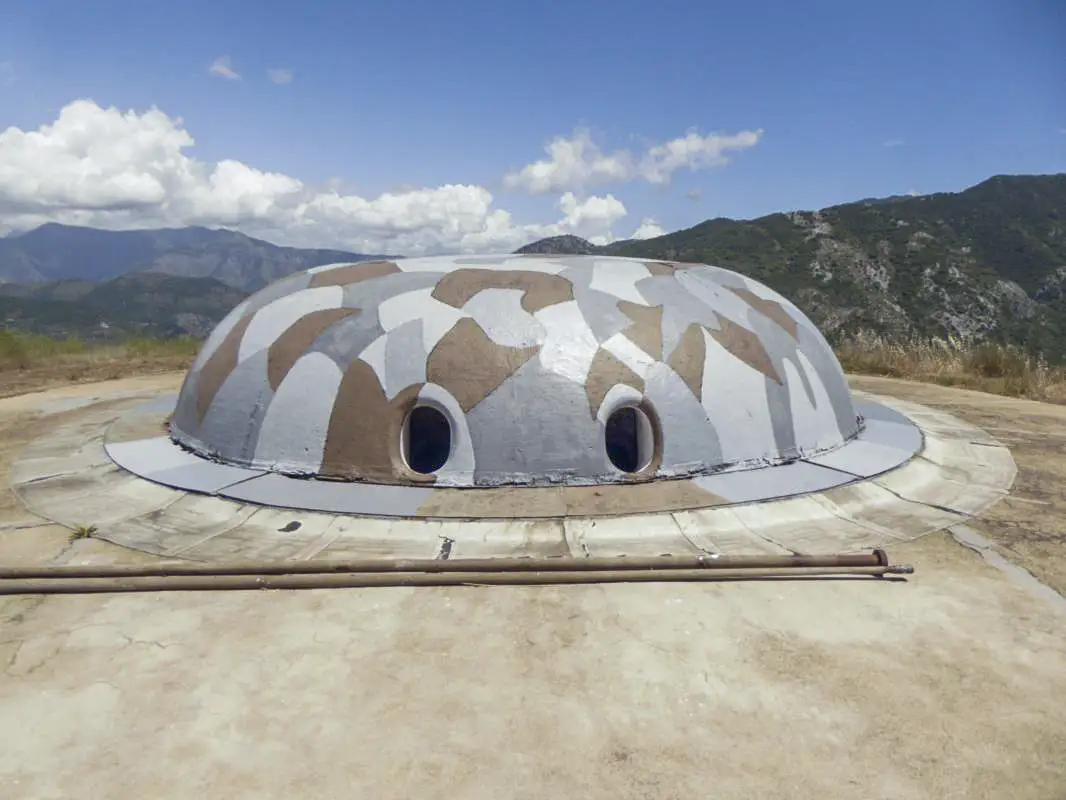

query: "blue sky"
xmin=0 ymin=0 xmax=1064 ymax=251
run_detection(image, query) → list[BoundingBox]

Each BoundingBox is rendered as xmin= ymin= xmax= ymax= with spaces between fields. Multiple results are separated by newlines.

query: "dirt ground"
xmin=1 ymin=373 xmax=1065 ymax=800
xmin=0 ymin=357 xmax=192 ymax=400
xmin=850 ymin=375 xmax=1066 ymax=598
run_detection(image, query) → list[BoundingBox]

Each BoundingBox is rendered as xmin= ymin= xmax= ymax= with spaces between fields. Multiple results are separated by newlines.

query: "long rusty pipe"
xmin=0 ymin=564 xmax=914 ymax=595
xmin=0 ymin=549 xmax=892 ymax=581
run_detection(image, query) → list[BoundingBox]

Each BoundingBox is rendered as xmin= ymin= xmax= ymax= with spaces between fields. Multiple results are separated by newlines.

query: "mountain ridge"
xmin=515 ymin=173 xmax=1066 ymax=358
xmin=0 ymin=223 xmax=395 ymax=292
xmin=0 ymin=272 xmax=248 ymax=340
xmin=1 ymin=172 xmax=1064 ymax=358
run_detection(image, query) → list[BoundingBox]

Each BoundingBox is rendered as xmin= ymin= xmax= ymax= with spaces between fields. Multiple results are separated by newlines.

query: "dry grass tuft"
xmin=0 ymin=331 xmax=199 ymax=398
xmin=3 ymin=329 xmax=1066 ymax=406
xmin=69 ymin=523 xmax=98 ymax=542
xmin=836 ymin=331 xmax=1066 ymax=404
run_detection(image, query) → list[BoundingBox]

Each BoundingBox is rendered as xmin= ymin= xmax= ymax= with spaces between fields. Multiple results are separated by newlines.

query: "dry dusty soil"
xmin=0 ymin=373 xmax=1064 ymax=800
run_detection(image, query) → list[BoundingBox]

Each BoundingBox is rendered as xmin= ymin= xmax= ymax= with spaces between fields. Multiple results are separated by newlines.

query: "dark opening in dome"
xmin=606 ymin=406 xmax=653 ymax=473
xmin=404 ymin=406 xmax=451 ymax=474
xmin=169 ymin=253 xmax=860 ymax=487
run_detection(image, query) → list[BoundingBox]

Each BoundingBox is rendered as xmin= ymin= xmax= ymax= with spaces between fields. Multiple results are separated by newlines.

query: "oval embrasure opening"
xmin=402 ymin=405 xmax=452 ymax=474
xmin=605 ymin=405 xmax=655 ymax=473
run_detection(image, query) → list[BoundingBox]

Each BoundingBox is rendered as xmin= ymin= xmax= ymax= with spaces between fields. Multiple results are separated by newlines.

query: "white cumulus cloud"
xmin=557 ymin=192 xmax=627 ymax=232
xmin=503 ymin=129 xmax=633 ymax=195
xmin=631 ymin=218 xmax=665 ymax=240
xmin=504 ymin=126 xmax=762 ymax=194
xmin=0 ymin=99 xmax=635 ymax=255
xmin=267 ymin=68 xmax=293 ymax=85
xmin=637 ymin=129 xmax=762 ymax=185
xmin=208 ymin=56 xmax=241 ymax=81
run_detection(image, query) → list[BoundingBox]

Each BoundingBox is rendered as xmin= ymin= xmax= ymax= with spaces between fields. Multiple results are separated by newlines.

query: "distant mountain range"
xmin=0 ymin=223 xmax=392 ymax=291
xmin=0 ymin=273 xmax=248 ymax=340
xmin=0 ymin=224 xmax=394 ymax=340
xmin=517 ymin=173 xmax=1066 ymax=360
xmin=1 ymin=173 xmax=1064 ymax=358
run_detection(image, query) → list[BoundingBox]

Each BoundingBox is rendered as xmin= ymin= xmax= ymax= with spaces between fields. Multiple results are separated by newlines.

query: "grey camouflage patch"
xmin=170 ymin=254 xmax=861 ymax=487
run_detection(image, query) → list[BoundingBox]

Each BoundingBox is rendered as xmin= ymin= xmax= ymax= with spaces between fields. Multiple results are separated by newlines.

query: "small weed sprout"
xmin=69 ymin=523 xmax=99 ymax=542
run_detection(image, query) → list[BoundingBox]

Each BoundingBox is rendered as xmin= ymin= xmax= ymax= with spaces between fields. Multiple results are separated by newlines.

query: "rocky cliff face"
xmin=518 ymin=173 xmax=1066 ymax=359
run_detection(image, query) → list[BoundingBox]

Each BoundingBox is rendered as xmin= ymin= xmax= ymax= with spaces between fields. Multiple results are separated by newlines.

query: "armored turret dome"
xmin=169 ymin=254 xmax=861 ymax=488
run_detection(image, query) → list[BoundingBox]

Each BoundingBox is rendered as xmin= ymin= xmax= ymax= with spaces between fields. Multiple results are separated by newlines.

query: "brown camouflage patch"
xmin=267 ymin=308 xmax=360 ymax=390
xmin=667 ymin=323 xmax=707 ymax=401
xmin=431 ymin=269 xmax=573 ymax=313
xmin=320 ymin=359 xmax=391 ymax=481
xmin=643 ymin=261 xmax=693 ymax=276
xmin=710 ymin=316 xmax=782 ymax=383
xmin=414 ymin=477 xmax=726 ymax=518
xmin=728 ymin=286 xmax=799 ymax=339
xmin=585 ymin=348 xmax=645 ymax=418
xmin=426 ymin=318 xmax=539 ymax=412
xmin=416 ymin=486 xmax=569 ymax=519
xmin=559 ymin=479 xmax=727 ymax=515
xmin=308 ymin=260 xmax=401 ymax=289
xmin=320 ymin=362 xmax=434 ymax=484
xmin=196 ymin=314 xmax=254 ymax=421
xmin=617 ymin=301 xmax=664 ymax=360
xmin=644 ymin=261 xmax=676 ymax=276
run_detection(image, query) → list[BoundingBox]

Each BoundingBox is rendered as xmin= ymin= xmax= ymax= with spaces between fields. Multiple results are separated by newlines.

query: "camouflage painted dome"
xmin=170 ymin=254 xmax=860 ymax=487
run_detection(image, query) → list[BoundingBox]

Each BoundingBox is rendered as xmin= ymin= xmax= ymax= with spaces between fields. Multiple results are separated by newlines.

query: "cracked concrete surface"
xmin=10 ymin=386 xmax=1015 ymax=561
xmin=1 ymin=374 xmax=1066 ymax=799
xmin=851 ymin=375 xmax=1066 ymax=598
xmin=949 ymin=523 xmax=1066 ymax=614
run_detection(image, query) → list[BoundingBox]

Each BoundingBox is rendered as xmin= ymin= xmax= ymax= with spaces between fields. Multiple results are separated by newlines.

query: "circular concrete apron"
xmin=10 ymin=389 xmax=1016 ymax=563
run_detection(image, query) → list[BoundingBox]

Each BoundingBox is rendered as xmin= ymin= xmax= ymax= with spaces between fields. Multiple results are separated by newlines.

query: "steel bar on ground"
xmin=0 ymin=564 xmax=914 ymax=595
xmin=0 ymin=550 xmax=891 ymax=581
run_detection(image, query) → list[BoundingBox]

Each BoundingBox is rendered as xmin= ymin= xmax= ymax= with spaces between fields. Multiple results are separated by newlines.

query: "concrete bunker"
xmin=95 ymin=252 xmax=987 ymax=525
xmin=167 ymin=253 xmax=864 ymax=489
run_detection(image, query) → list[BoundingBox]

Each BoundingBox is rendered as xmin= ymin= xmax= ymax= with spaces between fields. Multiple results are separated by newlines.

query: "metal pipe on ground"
xmin=0 ymin=564 xmax=915 ymax=596
xmin=0 ymin=550 xmax=892 ymax=581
